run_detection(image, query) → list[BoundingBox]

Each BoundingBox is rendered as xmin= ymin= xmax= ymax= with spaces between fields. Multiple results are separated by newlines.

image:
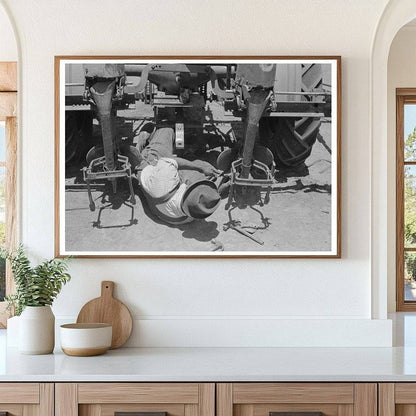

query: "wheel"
xmin=65 ymin=111 xmax=93 ymax=166
xmin=259 ymin=116 xmax=321 ymax=168
xmin=259 ymin=63 xmax=323 ymax=168
xmin=86 ymin=145 xmax=104 ymax=165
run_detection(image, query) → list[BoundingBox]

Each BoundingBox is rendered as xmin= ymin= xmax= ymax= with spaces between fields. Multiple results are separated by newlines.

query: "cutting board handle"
xmin=101 ymin=281 xmax=115 ymax=298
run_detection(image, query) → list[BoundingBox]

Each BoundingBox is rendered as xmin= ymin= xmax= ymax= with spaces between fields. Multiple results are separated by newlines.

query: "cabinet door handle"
xmin=270 ymin=413 xmax=324 ymax=416
xmin=115 ymin=412 xmax=167 ymax=416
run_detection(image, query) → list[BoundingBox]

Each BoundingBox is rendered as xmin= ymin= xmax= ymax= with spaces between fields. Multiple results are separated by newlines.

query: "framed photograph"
xmin=55 ymin=56 xmax=341 ymax=258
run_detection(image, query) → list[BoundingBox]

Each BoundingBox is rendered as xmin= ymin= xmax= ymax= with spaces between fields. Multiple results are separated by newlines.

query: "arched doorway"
xmin=0 ymin=0 xmax=18 ymax=327
xmin=371 ymin=0 xmax=416 ymax=319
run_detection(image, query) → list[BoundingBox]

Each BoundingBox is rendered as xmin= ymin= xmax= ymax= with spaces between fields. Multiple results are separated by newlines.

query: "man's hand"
xmin=174 ymin=157 xmax=222 ymax=178
xmin=195 ymin=160 xmax=222 ymax=178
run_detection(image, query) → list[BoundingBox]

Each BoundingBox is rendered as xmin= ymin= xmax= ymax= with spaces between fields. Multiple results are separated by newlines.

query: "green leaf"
xmin=5 ymin=245 xmax=71 ymax=314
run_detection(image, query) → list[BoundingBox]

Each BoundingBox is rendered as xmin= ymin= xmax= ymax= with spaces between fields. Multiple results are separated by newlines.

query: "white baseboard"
xmin=56 ymin=317 xmax=392 ymax=347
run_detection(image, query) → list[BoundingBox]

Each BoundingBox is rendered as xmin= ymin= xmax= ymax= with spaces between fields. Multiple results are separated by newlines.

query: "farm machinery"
xmin=64 ymin=61 xmax=331 ymax=211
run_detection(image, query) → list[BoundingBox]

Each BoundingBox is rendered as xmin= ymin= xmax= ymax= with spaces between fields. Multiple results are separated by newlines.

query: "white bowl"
xmin=60 ymin=323 xmax=112 ymax=356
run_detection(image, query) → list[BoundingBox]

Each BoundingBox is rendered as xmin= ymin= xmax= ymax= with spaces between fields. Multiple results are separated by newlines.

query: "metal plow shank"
xmin=89 ymin=80 xmax=117 ymax=172
xmin=241 ymin=89 xmax=271 ymax=179
xmin=226 ymin=64 xmax=277 ymax=209
xmin=82 ymin=78 xmax=136 ymax=211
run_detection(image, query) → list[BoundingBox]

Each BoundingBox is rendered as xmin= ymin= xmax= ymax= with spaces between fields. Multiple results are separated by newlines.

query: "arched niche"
xmin=0 ymin=2 xmax=18 ymax=61
xmin=0 ymin=0 xmax=19 ymax=327
xmin=371 ymin=0 xmax=416 ymax=319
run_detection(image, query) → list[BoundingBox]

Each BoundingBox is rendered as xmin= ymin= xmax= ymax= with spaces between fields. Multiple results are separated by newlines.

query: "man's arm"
xmin=173 ymin=157 xmax=222 ymax=177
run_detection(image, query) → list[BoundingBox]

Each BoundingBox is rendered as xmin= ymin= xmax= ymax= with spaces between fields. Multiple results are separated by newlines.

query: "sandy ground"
xmin=64 ymin=101 xmax=333 ymax=254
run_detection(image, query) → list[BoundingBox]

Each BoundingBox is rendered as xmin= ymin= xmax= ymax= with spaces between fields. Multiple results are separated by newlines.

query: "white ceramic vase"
xmin=19 ymin=306 xmax=55 ymax=354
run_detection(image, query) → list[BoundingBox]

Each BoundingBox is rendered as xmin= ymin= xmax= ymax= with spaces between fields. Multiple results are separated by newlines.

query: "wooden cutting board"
xmin=76 ymin=281 xmax=133 ymax=349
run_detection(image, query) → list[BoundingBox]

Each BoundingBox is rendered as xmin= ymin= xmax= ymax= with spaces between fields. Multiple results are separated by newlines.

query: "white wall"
xmin=0 ymin=4 xmax=16 ymax=61
xmin=0 ymin=0 xmax=393 ymax=346
xmin=387 ymin=25 xmax=416 ymax=312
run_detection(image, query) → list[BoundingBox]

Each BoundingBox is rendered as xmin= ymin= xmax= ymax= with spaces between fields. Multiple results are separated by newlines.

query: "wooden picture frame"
xmin=55 ymin=56 xmax=341 ymax=258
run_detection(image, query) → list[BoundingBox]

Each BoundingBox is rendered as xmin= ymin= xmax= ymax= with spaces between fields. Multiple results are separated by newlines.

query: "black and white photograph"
xmin=56 ymin=57 xmax=340 ymax=257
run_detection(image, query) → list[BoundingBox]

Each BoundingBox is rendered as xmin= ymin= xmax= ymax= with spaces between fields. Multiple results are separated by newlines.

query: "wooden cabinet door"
xmin=55 ymin=383 xmax=215 ymax=416
xmin=379 ymin=383 xmax=416 ymax=416
xmin=0 ymin=383 xmax=53 ymax=416
xmin=217 ymin=383 xmax=377 ymax=416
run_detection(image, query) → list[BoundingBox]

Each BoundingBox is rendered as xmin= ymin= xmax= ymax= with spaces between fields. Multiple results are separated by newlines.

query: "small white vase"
xmin=19 ymin=306 xmax=55 ymax=354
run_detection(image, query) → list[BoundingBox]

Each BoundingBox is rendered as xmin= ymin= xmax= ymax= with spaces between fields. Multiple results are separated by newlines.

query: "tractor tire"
xmin=65 ymin=111 xmax=93 ymax=166
xmin=259 ymin=63 xmax=323 ymax=168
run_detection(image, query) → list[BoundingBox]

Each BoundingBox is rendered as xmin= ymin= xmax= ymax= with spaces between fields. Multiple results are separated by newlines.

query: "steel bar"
xmin=230 ymin=224 xmax=264 ymax=245
xmin=268 ymin=112 xmax=324 ymax=118
xmin=274 ymin=91 xmax=331 ymax=96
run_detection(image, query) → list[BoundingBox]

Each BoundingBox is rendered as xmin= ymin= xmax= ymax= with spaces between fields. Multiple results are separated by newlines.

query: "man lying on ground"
xmin=134 ymin=127 xmax=222 ymax=225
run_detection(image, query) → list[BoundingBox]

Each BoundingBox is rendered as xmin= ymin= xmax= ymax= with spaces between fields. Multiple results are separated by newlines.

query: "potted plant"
xmin=1 ymin=245 xmax=71 ymax=354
